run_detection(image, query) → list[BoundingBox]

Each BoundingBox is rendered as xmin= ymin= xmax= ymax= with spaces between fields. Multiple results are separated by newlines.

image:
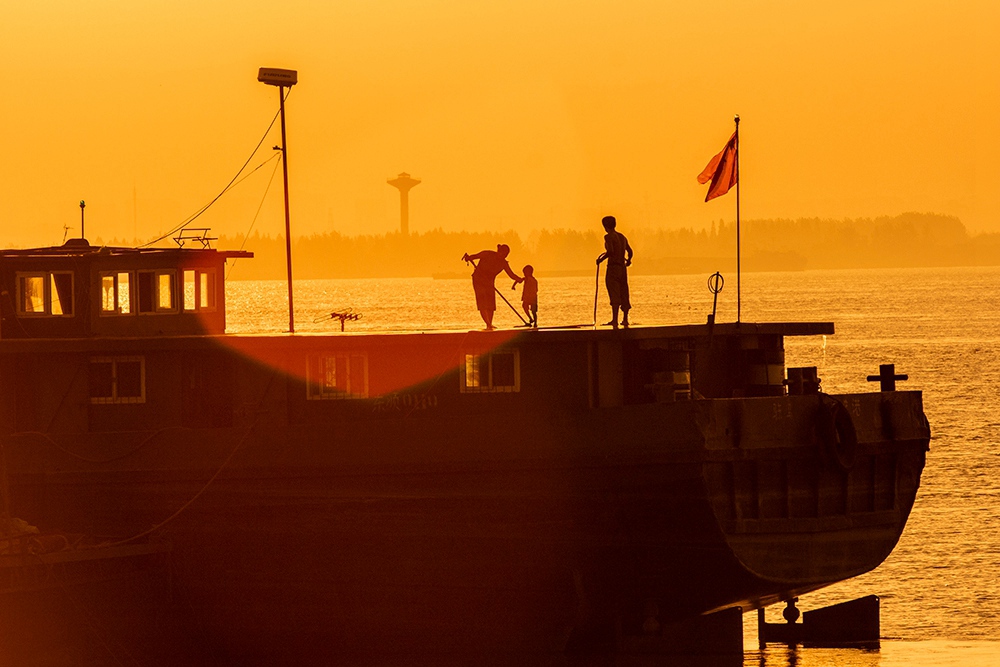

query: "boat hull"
xmin=4 ymin=391 xmax=927 ymax=661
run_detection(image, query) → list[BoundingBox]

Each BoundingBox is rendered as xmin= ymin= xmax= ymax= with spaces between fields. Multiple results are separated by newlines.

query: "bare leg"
xmin=480 ymin=309 xmax=495 ymax=330
xmin=622 ymin=308 xmax=630 ymax=328
xmin=606 ymin=306 xmax=620 ymax=329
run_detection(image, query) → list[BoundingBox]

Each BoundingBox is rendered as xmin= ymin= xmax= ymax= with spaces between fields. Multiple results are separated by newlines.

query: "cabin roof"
xmin=0 ymin=239 xmax=252 ymax=261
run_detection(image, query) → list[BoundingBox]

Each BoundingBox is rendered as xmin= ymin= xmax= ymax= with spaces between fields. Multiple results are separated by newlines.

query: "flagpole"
xmin=696 ymin=120 xmax=741 ymax=319
xmin=734 ymin=114 xmax=741 ymax=323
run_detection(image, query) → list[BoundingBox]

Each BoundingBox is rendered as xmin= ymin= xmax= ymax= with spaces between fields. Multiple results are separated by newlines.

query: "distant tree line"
xmin=101 ymin=212 xmax=1000 ymax=280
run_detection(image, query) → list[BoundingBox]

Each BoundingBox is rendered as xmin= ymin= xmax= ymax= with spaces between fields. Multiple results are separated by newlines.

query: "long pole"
xmin=466 ymin=258 xmax=528 ymax=325
xmin=497 ymin=286 xmax=528 ymax=325
xmin=734 ymin=114 xmax=741 ymax=323
xmin=279 ymin=86 xmax=294 ymax=333
xmin=593 ymin=262 xmax=600 ymax=327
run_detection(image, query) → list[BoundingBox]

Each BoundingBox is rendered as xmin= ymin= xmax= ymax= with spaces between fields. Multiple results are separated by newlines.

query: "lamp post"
xmin=258 ymin=67 xmax=298 ymax=333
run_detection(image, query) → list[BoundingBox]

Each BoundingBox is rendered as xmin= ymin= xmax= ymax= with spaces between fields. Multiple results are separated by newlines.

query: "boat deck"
xmin=226 ymin=320 xmax=836 ymax=341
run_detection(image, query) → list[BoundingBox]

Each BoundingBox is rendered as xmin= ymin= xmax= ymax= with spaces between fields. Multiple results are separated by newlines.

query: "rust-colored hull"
xmin=3 ymin=385 xmax=927 ymax=661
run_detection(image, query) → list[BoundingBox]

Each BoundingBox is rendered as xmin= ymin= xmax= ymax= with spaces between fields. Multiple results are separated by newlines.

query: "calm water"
xmin=226 ymin=266 xmax=1000 ymax=666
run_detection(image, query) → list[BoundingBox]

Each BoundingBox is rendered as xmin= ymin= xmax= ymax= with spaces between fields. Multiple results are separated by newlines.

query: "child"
xmin=518 ymin=265 xmax=538 ymax=328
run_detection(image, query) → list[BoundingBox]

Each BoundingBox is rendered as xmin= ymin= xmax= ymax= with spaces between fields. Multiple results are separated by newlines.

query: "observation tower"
xmin=387 ymin=172 xmax=420 ymax=235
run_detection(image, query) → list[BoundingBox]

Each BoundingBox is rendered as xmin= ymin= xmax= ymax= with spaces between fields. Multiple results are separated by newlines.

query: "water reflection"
xmin=745 ymin=646 xmax=880 ymax=667
xmin=282 ymin=643 xmax=1000 ymax=667
xmin=341 ymin=655 xmax=744 ymax=667
xmin=743 ymin=641 xmax=1000 ymax=667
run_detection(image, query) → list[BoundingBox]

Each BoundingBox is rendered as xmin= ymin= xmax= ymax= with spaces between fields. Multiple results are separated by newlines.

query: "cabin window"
xmin=461 ymin=350 xmax=519 ymax=393
xmin=184 ymin=270 xmax=195 ymax=310
xmin=89 ymin=356 xmax=145 ymax=404
xmin=137 ymin=270 xmax=176 ymax=314
xmin=199 ymin=271 xmax=215 ymax=309
xmin=16 ymin=271 xmax=74 ymax=317
xmin=307 ymin=353 xmax=368 ymax=400
xmin=50 ymin=273 xmax=73 ymax=315
xmin=20 ymin=275 xmax=45 ymax=313
xmin=183 ymin=269 xmax=216 ymax=312
xmin=158 ymin=272 xmax=175 ymax=310
xmin=100 ymin=272 xmax=133 ymax=315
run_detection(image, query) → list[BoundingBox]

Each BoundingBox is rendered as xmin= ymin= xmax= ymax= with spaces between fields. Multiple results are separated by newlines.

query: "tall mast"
xmin=734 ymin=115 xmax=741 ymax=323
xmin=258 ymin=67 xmax=298 ymax=333
xmin=278 ymin=87 xmax=293 ymax=333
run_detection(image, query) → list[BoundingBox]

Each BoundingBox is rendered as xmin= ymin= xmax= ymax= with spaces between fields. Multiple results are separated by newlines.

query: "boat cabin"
xmin=0 ymin=239 xmax=251 ymax=339
xmin=0 ymin=238 xmax=839 ymax=437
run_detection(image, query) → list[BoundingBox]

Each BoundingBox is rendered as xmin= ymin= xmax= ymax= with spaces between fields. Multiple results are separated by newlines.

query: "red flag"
xmin=697 ymin=132 xmax=738 ymax=202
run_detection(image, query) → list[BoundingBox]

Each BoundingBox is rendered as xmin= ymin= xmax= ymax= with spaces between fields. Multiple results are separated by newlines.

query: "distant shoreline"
xmin=431 ymin=265 xmax=778 ymax=280
xmin=158 ymin=213 xmax=1000 ymax=281
xmin=224 ymin=263 xmax=1000 ymax=282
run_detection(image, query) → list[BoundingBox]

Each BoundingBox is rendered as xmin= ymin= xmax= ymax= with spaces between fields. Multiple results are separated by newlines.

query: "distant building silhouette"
xmin=387 ymin=172 xmax=421 ymax=235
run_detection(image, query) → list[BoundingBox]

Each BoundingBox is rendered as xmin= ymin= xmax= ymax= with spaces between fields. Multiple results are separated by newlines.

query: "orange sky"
xmin=2 ymin=1 xmax=997 ymax=249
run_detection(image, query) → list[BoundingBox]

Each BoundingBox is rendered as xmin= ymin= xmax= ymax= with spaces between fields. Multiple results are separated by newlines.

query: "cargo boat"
xmin=0 ymin=239 xmax=929 ymax=662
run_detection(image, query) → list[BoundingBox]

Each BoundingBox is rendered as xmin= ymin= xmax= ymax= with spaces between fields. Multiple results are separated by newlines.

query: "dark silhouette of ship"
xmin=0 ymin=239 xmax=928 ymax=662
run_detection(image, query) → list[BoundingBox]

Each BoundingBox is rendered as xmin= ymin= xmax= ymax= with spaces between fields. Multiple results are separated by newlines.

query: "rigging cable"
xmin=226 ymin=152 xmax=283 ymax=280
xmin=139 ymin=94 xmax=288 ymax=247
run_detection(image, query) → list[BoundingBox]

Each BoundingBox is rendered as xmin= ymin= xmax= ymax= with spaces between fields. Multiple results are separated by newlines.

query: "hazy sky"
xmin=3 ymin=1 xmax=997 ymax=248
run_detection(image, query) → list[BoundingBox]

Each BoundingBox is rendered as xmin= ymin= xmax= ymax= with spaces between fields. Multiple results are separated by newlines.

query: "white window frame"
xmin=15 ymin=271 xmax=75 ymax=317
xmin=460 ymin=349 xmax=520 ymax=394
xmin=99 ymin=271 xmax=134 ymax=316
xmin=136 ymin=269 xmax=178 ymax=314
xmin=183 ymin=268 xmax=217 ymax=313
xmin=90 ymin=356 xmax=146 ymax=404
xmin=306 ymin=352 xmax=369 ymax=400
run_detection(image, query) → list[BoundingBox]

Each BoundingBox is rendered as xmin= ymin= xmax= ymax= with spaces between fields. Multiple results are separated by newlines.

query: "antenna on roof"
xmin=79 ymin=200 xmax=86 ymax=240
xmin=62 ymin=224 xmax=73 ymax=244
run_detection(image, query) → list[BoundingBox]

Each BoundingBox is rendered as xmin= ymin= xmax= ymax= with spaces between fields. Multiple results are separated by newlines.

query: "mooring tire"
xmin=817 ymin=396 xmax=858 ymax=470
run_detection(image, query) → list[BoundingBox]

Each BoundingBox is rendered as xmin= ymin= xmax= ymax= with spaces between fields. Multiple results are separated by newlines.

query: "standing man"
xmin=596 ymin=215 xmax=633 ymax=329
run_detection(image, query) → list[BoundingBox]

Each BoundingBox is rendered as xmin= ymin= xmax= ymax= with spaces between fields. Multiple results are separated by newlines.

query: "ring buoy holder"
xmin=817 ymin=395 xmax=858 ymax=471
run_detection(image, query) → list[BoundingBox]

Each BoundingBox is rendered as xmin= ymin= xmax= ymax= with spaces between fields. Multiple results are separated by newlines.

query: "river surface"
xmin=226 ymin=266 xmax=1000 ymax=666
